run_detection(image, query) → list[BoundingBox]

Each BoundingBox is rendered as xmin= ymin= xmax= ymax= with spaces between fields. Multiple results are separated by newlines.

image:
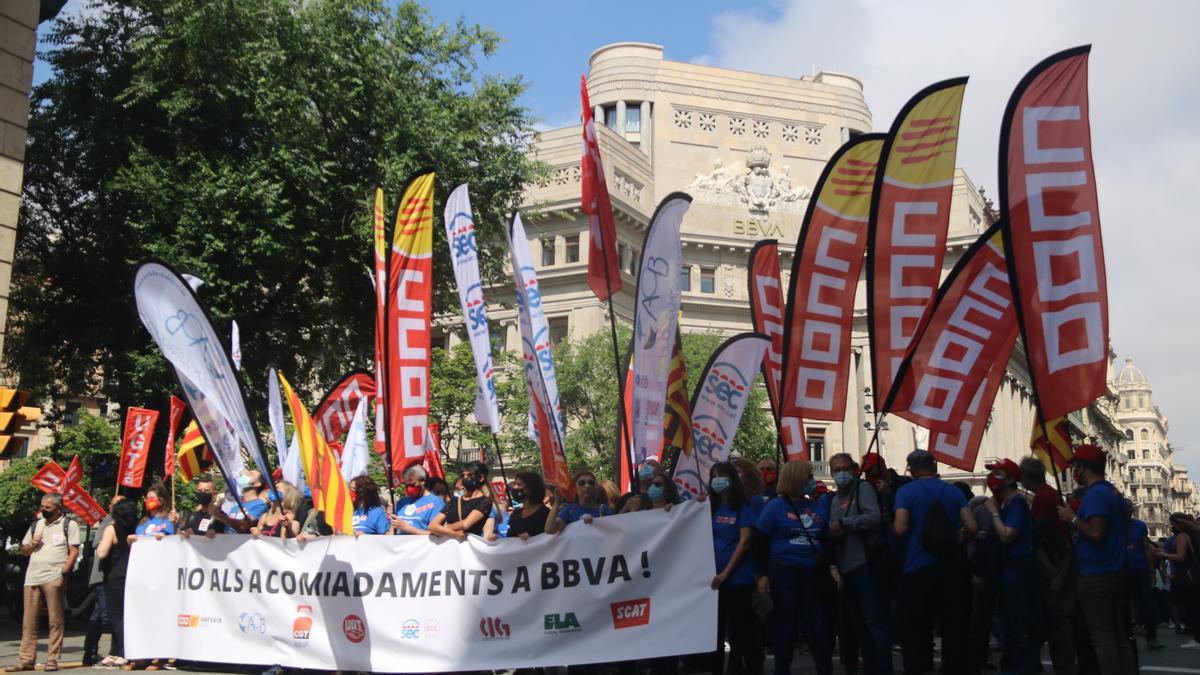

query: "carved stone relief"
xmin=686 ymin=145 xmax=811 ymax=220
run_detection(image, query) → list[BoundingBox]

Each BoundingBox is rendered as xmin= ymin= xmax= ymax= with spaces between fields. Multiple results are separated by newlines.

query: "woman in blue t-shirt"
xmin=133 ymin=481 xmax=175 ymax=540
xmin=545 ymin=469 xmax=613 ymax=534
xmin=705 ymin=462 xmax=762 ymax=675
xmin=349 ymin=476 xmax=390 ymax=535
xmin=732 ymin=457 xmax=771 ymax=519
xmin=753 ymin=460 xmax=831 ymax=675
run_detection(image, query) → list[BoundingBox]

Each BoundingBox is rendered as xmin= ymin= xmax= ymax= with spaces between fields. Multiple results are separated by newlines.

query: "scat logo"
xmin=399 ymin=619 xmax=421 ymax=640
xmin=611 ymin=598 xmax=651 ymax=629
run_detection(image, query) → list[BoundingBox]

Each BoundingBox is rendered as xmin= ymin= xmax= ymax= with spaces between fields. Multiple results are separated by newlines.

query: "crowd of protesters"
xmin=7 ymin=443 xmax=1200 ymax=674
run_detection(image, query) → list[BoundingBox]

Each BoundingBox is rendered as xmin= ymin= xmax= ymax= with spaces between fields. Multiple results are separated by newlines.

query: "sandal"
xmin=4 ymin=665 xmax=34 ymax=673
xmin=43 ymin=665 xmax=59 ymax=672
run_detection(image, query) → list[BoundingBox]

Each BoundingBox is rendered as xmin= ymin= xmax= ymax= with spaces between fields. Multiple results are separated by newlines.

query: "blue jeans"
xmin=769 ymin=560 xmax=832 ymax=675
xmin=841 ymin=566 xmax=894 ymax=674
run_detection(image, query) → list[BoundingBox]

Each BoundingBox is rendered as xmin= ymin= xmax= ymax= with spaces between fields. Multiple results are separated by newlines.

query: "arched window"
xmin=1124 ymin=429 xmax=1134 ymax=441
xmin=1141 ymin=429 xmax=1150 ymax=443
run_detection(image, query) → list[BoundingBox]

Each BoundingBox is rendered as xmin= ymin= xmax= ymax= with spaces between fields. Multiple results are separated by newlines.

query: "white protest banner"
xmin=674 ymin=333 xmax=769 ymax=499
xmin=267 ymin=368 xmax=288 ymax=464
xmin=134 ymin=261 xmax=273 ymax=497
xmin=124 ymin=502 xmax=716 ymax=673
xmin=444 ymin=184 xmax=501 ymax=430
xmin=630 ymin=194 xmax=691 ymax=467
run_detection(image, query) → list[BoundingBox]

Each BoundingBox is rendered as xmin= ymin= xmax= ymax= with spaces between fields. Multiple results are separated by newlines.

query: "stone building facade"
xmin=489 ymin=42 xmax=1036 ymax=484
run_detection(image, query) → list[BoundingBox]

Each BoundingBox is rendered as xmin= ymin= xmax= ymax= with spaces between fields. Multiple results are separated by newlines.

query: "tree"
xmin=49 ymin=413 xmax=122 ymax=504
xmin=8 ymin=0 xmax=540 ymax=414
xmin=0 ymin=454 xmax=47 ymax=542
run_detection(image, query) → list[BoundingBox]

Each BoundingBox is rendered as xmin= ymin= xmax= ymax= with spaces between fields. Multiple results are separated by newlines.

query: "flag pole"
xmin=489 ymin=433 xmax=509 ymax=485
xmin=600 ymin=244 xmax=633 ymax=488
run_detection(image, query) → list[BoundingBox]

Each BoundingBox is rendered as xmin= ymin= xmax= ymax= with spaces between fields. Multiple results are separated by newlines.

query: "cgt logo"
xmin=611 ymin=598 xmax=651 ymax=629
xmin=342 ymin=615 xmax=366 ymax=644
xmin=543 ymin=612 xmax=581 ymax=634
xmin=479 ymin=616 xmax=510 ymax=640
xmin=292 ymin=605 xmax=314 ymax=641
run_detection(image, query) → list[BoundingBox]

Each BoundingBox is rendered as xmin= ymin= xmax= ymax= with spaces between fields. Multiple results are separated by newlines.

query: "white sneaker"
xmin=1182 ymin=640 xmax=1200 ymax=649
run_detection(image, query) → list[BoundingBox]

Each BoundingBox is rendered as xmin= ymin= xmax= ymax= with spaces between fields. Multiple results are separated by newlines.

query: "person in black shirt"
xmin=507 ymin=472 xmax=551 ymax=540
xmin=181 ymin=476 xmax=225 ymax=538
xmin=431 ymin=461 xmax=494 ymax=539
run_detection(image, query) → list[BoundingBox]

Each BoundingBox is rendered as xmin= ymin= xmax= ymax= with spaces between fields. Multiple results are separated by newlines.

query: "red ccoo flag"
xmin=163 ymin=395 xmax=186 ymax=477
xmin=581 ymin=75 xmax=621 ymax=301
xmin=999 ymin=46 xmax=1107 ymax=421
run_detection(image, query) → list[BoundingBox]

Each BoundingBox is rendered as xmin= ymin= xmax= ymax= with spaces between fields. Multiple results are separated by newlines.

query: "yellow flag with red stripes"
xmin=1030 ymin=415 xmax=1074 ymax=474
xmin=278 ymin=372 xmax=354 ymax=534
xmin=176 ymin=421 xmax=212 ymax=482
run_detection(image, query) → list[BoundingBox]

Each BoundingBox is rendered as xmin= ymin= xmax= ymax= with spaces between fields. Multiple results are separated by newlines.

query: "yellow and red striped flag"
xmin=1031 ymin=415 xmax=1074 ymax=473
xmin=279 ymin=372 xmax=354 ymax=534
xmin=176 ymin=421 xmax=213 ymax=482
xmin=663 ymin=333 xmax=693 ymax=458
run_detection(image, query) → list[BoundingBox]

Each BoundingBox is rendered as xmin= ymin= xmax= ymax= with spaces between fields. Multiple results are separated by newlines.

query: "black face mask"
xmin=41 ymin=509 xmax=58 ymax=521
xmin=509 ymin=489 xmax=526 ymax=504
xmin=462 ymin=477 xmax=481 ymax=491
xmin=196 ymin=492 xmax=213 ymax=506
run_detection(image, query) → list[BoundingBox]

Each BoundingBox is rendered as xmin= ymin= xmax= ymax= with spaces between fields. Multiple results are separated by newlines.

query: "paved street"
xmin=0 ymin=618 xmax=1197 ymax=674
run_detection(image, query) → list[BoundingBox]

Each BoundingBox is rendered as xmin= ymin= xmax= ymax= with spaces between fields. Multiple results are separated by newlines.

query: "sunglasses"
xmin=577 ymin=479 xmax=596 ymax=487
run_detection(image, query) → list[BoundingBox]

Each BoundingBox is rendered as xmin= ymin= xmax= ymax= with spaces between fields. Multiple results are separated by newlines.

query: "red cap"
xmin=984 ymin=458 xmax=1022 ymax=481
xmin=860 ymin=453 xmax=886 ymax=474
xmin=1071 ymin=444 xmax=1106 ymax=465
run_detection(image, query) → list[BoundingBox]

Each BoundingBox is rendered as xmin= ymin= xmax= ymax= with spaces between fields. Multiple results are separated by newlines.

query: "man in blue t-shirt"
xmin=983 ymin=458 xmax=1039 ymax=673
xmin=892 ymin=450 xmax=977 ymax=675
xmin=1057 ymin=444 xmax=1136 ymax=675
xmin=1125 ymin=508 xmax=1162 ymax=651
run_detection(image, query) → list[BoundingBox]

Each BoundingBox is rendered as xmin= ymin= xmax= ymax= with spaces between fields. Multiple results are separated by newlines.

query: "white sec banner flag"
xmin=124 ymin=502 xmax=716 ymax=672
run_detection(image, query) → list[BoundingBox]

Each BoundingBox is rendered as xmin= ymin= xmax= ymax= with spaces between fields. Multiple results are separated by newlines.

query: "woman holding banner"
xmin=754 ymin=460 xmax=833 ymax=675
xmin=249 ymin=483 xmax=302 ymax=539
xmin=506 ymin=472 xmax=550 ymax=540
xmin=133 ymin=482 xmax=174 ymax=539
xmin=707 ymin=462 xmax=762 ymax=675
xmin=430 ymin=461 xmax=493 ymax=539
xmin=546 ymin=469 xmax=612 ymax=534
xmin=349 ymin=476 xmax=390 ymax=536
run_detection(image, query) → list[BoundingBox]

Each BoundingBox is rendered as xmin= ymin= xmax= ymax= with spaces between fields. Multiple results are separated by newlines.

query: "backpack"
xmin=917 ymin=483 xmax=959 ymax=561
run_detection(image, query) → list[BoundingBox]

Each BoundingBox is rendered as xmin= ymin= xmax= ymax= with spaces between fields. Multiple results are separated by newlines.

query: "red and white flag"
xmin=999 ymin=46 xmax=1107 ymax=420
xmin=581 ymin=76 xmax=621 ymax=301
xmin=118 ymin=406 xmax=159 ymax=489
xmin=32 ymin=461 xmax=106 ymax=525
xmin=929 ymin=326 xmax=1018 ymax=471
xmin=748 ymin=241 xmax=805 ymax=460
xmin=163 ymin=395 xmax=186 ymax=477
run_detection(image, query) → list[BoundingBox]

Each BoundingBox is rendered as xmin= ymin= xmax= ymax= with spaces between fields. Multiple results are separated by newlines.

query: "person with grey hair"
xmin=7 ymin=493 xmax=81 ymax=673
xmin=389 ymin=465 xmax=444 ymax=535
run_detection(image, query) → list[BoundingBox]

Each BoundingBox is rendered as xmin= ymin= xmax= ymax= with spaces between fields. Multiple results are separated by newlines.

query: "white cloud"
xmin=701 ymin=0 xmax=1200 ymax=469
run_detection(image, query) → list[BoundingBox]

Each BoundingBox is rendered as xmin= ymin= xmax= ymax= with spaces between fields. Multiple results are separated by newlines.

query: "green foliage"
xmin=48 ymin=413 xmax=122 ymax=502
xmin=0 ymin=453 xmax=48 ymax=542
xmin=9 ymin=0 xmax=539 ymax=412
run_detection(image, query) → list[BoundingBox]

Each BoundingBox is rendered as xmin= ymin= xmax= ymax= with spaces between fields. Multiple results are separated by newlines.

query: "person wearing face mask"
xmin=219 ymin=470 xmax=270 ymax=532
xmin=704 ymin=462 xmax=762 ymax=675
xmin=826 ymin=453 xmax=891 ymax=675
xmin=646 ymin=469 xmax=680 ymax=510
xmin=757 ymin=459 xmax=779 ymax=499
xmin=431 ymin=462 xmax=494 ymax=539
xmin=132 ymin=482 xmax=175 ymax=540
xmin=390 ymin=468 xmax=446 ymax=535
xmin=983 ymin=459 xmax=1039 ymax=674
xmin=7 ymin=493 xmax=81 ymax=673
xmin=732 ymin=458 xmax=770 ymax=517
xmin=348 ymin=476 xmax=390 ymax=535
xmin=505 ymin=472 xmax=550 ymax=540
xmin=617 ymin=460 xmax=663 ymax=512
xmin=1056 ymin=444 xmax=1136 ymax=674
xmin=181 ymin=476 xmax=224 ymax=538
xmin=547 ymin=469 xmax=613 ymax=534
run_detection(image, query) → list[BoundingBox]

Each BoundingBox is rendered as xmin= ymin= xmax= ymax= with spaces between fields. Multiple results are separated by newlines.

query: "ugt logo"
xmin=544 ymin=612 xmax=581 ymax=634
xmin=479 ymin=616 xmax=510 ymax=640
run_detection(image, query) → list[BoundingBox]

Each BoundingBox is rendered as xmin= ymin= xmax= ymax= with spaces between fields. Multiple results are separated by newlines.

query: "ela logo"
xmin=611 ymin=598 xmax=651 ymax=629
xmin=342 ymin=615 xmax=366 ymax=644
xmin=479 ymin=616 xmax=510 ymax=640
xmin=544 ymin=612 xmax=581 ymax=634
xmin=292 ymin=605 xmax=314 ymax=640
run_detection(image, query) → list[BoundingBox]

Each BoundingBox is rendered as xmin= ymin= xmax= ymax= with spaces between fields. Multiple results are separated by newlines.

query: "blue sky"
xmin=35 ymin=1 xmax=1200 ymax=469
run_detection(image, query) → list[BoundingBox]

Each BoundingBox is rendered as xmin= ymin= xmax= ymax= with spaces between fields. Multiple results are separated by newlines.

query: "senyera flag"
xmin=384 ymin=172 xmax=436 ymax=479
xmin=32 ymin=461 xmax=106 ymax=525
xmin=580 ymin=75 xmax=621 ymax=301
xmin=619 ymin=333 xmax=691 ymax=485
xmin=163 ymin=395 xmax=186 ymax=478
xmin=630 ymin=194 xmax=692 ymax=467
xmin=117 ymin=407 xmax=159 ymax=489
xmin=748 ymin=240 xmax=805 ymax=460
xmin=133 ymin=260 xmax=274 ymax=501
xmin=780 ymin=136 xmax=884 ymax=426
xmin=867 ymin=78 xmax=968 ymax=408
xmin=176 ymin=421 xmax=213 ymax=483
xmin=672 ymin=333 xmax=769 ymax=499
xmin=372 ymin=188 xmax=388 ymax=456
xmin=999 ymin=46 xmax=1107 ymax=421
xmin=278 ymin=372 xmax=353 ymax=534
xmin=443 ymin=184 xmax=501 ymax=431
xmin=507 ymin=211 xmax=573 ymax=500
xmin=1031 ymin=414 xmax=1075 ymax=472
xmin=888 ymin=224 xmax=1018 ymax=434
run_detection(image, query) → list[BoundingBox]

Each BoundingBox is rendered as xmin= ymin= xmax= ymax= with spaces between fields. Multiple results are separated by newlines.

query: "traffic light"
xmin=0 ymin=388 xmax=35 ymax=458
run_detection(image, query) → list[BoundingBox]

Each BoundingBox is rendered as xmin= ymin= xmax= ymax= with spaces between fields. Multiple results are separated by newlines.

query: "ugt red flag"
xmin=581 ymin=76 xmax=621 ymax=301
xmin=748 ymin=240 xmax=805 ymax=460
xmin=999 ymin=46 xmax=1107 ymax=421
xmin=31 ymin=461 xmax=106 ymax=525
xmin=118 ymin=406 xmax=159 ymax=489
xmin=163 ymin=395 xmax=186 ymax=477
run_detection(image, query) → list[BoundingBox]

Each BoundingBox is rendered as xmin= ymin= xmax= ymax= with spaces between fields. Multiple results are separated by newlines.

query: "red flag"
xmin=313 ymin=370 xmax=375 ymax=447
xmin=117 ymin=407 xmax=159 ymax=489
xmin=581 ymin=75 xmax=621 ymax=301
xmin=163 ymin=395 xmax=186 ymax=477
xmin=372 ymin=188 xmax=388 ymax=456
xmin=65 ymin=455 xmax=82 ymax=486
xmin=422 ymin=423 xmax=444 ymax=479
xmin=999 ymin=46 xmax=1107 ymax=421
xmin=928 ymin=329 xmax=1018 ymax=472
xmin=867 ymin=79 xmax=968 ymax=408
xmin=31 ymin=461 xmax=106 ymax=525
xmin=748 ymin=240 xmax=806 ymax=460
xmin=781 ymin=136 xmax=884 ymax=422
xmin=890 ymin=224 xmax=1018 ymax=433
xmin=385 ymin=173 xmax=436 ymax=479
